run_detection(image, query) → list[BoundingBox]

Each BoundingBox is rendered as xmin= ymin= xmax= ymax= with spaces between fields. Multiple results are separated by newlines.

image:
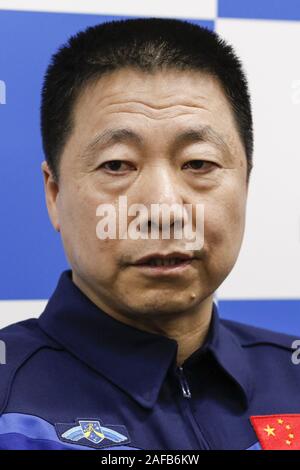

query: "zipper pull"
xmin=177 ymin=365 xmax=192 ymax=399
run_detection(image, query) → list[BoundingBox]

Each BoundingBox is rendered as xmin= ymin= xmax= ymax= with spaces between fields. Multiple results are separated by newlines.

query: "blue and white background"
xmin=0 ymin=0 xmax=299 ymax=333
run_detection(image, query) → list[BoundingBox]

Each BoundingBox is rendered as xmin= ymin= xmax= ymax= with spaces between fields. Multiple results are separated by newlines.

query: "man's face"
xmin=43 ymin=68 xmax=248 ymax=320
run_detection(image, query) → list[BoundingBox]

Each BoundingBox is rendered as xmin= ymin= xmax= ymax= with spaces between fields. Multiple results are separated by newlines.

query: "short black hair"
xmin=40 ymin=17 xmax=253 ymax=182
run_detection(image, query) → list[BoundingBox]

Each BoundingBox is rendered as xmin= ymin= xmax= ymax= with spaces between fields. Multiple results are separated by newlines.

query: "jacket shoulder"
xmin=221 ymin=317 xmax=298 ymax=351
xmin=0 ymin=319 xmax=61 ymax=414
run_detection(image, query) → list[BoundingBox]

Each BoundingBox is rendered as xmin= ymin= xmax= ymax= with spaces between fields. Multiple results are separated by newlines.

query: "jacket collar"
xmin=38 ymin=270 xmax=253 ymax=409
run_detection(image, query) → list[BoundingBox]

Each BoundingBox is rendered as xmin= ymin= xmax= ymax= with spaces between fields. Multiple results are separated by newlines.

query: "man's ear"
xmin=41 ymin=160 xmax=60 ymax=232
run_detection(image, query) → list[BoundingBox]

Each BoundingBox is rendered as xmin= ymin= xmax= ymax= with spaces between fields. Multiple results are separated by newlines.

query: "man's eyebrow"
xmin=80 ymin=124 xmax=231 ymax=164
xmin=171 ymin=125 xmax=231 ymax=155
xmin=80 ymin=128 xmax=142 ymax=164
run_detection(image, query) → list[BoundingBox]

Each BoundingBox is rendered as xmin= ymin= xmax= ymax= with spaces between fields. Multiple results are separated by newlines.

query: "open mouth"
xmin=132 ymin=252 xmax=195 ymax=275
xmin=143 ymin=257 xmax=191 ymax=267
xmin=133 ymin=256 xmax=194 ymax=275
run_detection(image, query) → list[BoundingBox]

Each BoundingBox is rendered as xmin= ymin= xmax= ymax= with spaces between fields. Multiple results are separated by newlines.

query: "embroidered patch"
xmin=55 ymin=418 xmax=131 ymax=449
xmin=250 ymin=414 xmax=300 ymax=450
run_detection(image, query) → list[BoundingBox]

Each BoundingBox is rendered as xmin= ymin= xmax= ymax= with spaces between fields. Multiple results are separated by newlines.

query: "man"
xmin=0 ymin=17 xmax=299 ymax=451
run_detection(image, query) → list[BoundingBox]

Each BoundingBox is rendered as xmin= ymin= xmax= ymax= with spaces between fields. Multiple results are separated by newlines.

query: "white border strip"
xmin=0 ymin=300 xmax=46 ymax=329
xmin=0 ymin=0 xmax=216 ymax=19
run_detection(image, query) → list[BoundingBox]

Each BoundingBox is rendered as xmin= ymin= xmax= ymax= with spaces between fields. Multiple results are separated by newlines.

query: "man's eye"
xmin=100 ymin=160 xmax=134 ymax=173
xmin=182 ymin=160 xmax=216 ymax=172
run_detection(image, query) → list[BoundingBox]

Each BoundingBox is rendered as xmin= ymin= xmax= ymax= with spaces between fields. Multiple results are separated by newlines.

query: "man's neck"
xmin=168 ymin=301 xmax=213 ymax=366
xmin=138 ymin=295 xmax=214 ymax=366
xmin=72 ymin=271 xmax=214 ymax=366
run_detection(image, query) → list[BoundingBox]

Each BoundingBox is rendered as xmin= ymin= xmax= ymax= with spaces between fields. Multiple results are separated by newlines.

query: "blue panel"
xmin=185 ymin=19 xmax=214 ymax=30
xmin=218 ymin=0 xmax=300 ymax=21
xmin=219 ymin=300 xmax=300 ymax=335
xmin=0 ymin=10 xmax=213 ymax=299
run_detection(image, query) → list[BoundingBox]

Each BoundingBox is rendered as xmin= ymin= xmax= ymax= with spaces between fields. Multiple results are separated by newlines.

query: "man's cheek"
xmin=202 ymin=212 xmax=227 ymax=250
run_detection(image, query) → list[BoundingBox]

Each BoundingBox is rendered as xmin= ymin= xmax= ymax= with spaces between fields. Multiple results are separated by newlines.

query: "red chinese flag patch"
xmin=250 ymin=415 xmax=300 ymax=450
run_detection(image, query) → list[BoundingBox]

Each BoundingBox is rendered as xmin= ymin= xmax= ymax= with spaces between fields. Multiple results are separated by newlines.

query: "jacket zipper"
xmin=175 ymin=365 xmax=210 ymax=449
xmin=177 ymin=366 xmax=192 ymax=398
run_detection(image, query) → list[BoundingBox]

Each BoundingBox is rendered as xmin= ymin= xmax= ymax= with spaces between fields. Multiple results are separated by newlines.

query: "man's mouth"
xmin=131 ymin=252 xmax=195 ymax=275
xmin=142 ymin=257 xmax=191 ymax=267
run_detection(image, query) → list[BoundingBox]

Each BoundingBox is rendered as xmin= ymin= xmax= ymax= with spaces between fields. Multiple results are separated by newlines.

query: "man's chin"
xmin=123 ymin=295 xmax=201 ymax=319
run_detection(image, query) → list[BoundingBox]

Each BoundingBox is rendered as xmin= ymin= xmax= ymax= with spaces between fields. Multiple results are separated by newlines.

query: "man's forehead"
xmin=73 ymin=68 xmax=228 ymax=117
xmin=66 ymin=68 xmax=243 ymax=166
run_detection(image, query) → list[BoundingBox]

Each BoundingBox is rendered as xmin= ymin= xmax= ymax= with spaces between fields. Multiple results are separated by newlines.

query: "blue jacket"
xmin=0 ymin=270 xmax=299 ymax=450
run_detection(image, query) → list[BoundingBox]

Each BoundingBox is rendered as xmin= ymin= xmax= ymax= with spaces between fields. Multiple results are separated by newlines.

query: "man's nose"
xmin=140 ymin=164 xmax=183 ymax=204
xmin=130 ymin=165 xmax=186 ymax=234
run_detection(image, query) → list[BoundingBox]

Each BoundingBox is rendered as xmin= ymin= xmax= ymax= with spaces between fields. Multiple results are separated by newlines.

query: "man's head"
xmin=41 ymin=18 xmax=253 ymax=321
